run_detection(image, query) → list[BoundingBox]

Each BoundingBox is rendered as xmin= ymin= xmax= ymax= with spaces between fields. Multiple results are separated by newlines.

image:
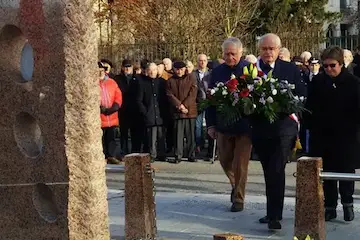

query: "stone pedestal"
xmin=213 ymin=233 xmax=244 ymax=240
xmin=0 ymin=1 xmax=109 ymax=239
xmin=125 ymin=153 xmax=156 ymax=240
xmin=294 ymin=157 xmax=325 ymax=240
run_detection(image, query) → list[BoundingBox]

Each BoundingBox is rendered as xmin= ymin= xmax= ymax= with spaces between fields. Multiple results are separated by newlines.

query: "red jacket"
xmin=100 ymin=77 xmax=122 ymax=128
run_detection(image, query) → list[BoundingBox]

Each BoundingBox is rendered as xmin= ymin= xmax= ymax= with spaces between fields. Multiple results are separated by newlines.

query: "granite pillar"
xmin=0 ymin=1 xmax=109 ymax=239
xmin=125 ymin=153 xmax=156 ymax=240
xmin=213 ymin=233 xmax=244 ymax=240
xmin=294 ymin=157 xmax=325 ymax=240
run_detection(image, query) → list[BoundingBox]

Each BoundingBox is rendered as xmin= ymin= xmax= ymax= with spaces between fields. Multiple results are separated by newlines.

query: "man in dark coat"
xmin=307 ymin=46 xmax=360 ymax=222
xmin=114 ymin=59 xmax=142 ymax=154
xmin=252 ymin=33 xmax=307 ymax=230
xmin=206 ymin=37 xmax=252 ymax=213
xmin=137 ymin=62 xmax=167 ymax=161
xmin=166 ymin=60 xmax=198 ymax=163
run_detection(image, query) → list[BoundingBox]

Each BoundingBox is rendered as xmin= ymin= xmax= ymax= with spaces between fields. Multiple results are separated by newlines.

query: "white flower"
xmin=266 ymin=96 xmax=274 ymax=103
xmin=300 ymin=96 xmax=305 ymax=102
xmin=214 ymin=87 xmax=219 ymax=92
xmin=230 ymin=74 xmax=236 ymax=79
xmin=280 ymin=89 xmax=287 ymax=94
xmin=217 ymin=82 xmax=224 ymax=87
xmin=210 ymin=89 xmax=216 ymax=95
xmin=222 ymin=90 xmax=228 ymax=96
xmin=289 ymin=84 xmax=295 ymax=89
xmin=282 ymin=80 xmax=289 ymax=84
xmin=259 ymin=97 xmax=266 ymax=105
xmin=270 ymin=78 xmax=276 ymax=83
xmin=253 ymin=104 xmax=257 ymax=109
xmin=294 ymin=96 xmax=299 ymax=101
xmin=272 ymin=89 xmax=277 ymax=95
xmin=247 ymin=84 xmax=254 ymax=91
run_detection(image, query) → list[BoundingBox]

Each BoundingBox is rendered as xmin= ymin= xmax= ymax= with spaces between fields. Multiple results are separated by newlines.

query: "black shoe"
xmin=156 ymin=156 xmax=166 ymax=162
xmin=259 ymin=216 xmax=283 ymax=224
xmin=188 ymin=157 xmax=197 ymax=162
xmin=230 ymin=202 xmax=244 ymax=212
xmin=268 ymin=220 xmax=281 ymax=230
xmin=343 ymin=205 xmax=354 ymax=222
xmin=167 ymin=157 xmax=181 ymax=164
xmin=325 ymin=209 xmax=337 ymax=221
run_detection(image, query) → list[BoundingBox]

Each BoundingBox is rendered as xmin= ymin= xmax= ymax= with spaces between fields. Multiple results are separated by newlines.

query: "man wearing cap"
xmin=166 ymin=60 xmax=198 ymax=163
xmin=114 ymin=59 xmax=142 ymax=154
xmin=99 ymin=61 xmax=123 ymax=164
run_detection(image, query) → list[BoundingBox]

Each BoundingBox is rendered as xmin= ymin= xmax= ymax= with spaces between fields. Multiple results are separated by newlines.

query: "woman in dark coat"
xmin=307 ymin=46 xmax=360 ymax=222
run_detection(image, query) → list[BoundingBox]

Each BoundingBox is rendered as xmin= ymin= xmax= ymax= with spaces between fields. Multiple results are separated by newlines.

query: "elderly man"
xmin=279 ymin=47 xmax=291 ymax=62
xmin=193 ymin=54 xmax=210 ymax=155
xmin=343 ymin=49 xmax=358 ymax=76
xmin=252 ymin=33 xmax=307 ymax=230
xmin=245 ymin=54 xmax=257 ymax=64
xmin=206 ymin=37 xmax=252 ymax=212
xmin=167 ymin=60 xmax=198 ymax=163
xmin=137 ymin=63 xmax=167 ymax=162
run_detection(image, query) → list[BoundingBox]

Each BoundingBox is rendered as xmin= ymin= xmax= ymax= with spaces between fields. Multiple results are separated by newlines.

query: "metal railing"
xmin=320 ymin=170 xmax=360 ymax=181
xmin=105 ymin=164 xmax=125 ymax=173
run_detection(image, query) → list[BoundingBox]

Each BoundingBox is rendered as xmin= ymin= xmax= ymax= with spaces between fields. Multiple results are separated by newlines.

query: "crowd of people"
xmin=99 ymin=33 xmax=360 ymax=230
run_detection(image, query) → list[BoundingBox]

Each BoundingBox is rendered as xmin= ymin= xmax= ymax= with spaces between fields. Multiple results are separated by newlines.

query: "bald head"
xmin=197 ymin=54 xmax=208 ymax=70
xmin=258 ymin=33 xmax=281 ymax=64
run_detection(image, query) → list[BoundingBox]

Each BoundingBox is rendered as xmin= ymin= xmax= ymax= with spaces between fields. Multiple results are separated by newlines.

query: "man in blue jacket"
xmin=206 ymin=37 xmax=252 ymax=212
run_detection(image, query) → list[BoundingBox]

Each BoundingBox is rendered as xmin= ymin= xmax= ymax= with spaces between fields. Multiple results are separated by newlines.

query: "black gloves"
xmin=100 ymin=103 xmax=120 ymax=115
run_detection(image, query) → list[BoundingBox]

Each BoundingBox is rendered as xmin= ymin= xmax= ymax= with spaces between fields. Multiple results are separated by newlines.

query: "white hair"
xmin=147 ymin=62 xmax=158 ymax=69
xmin=222 ymin=37 xmax=243 ymax=51
xmin=279 ymin=47 xmax=290 ymax=57
xmin=258 ymin=33 xmax=282 ymax=48
xmin=197 ymin=53 xmax=208 ymax=61
xmin=245 ymin=54 xmax=257 ymax=64
xmin=300 ymin=51 xmax=312 ymax=61
xmin=163 ymin=58 xmax=172 ymax=64
xmin=343 ymin=49 xmax=354 ymax=64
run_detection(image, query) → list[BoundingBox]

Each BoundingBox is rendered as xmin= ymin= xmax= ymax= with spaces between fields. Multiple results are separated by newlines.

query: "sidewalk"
xmin=108 ymin=190 xmax=360 ymax=240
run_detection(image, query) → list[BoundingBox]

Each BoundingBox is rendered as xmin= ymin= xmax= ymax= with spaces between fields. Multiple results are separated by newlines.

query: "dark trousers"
xmin=146 ymin=126 xmax=165 ymax=159
xmin=102 ymin=126 xmax=121 ymax=159
xmin=166 ymin=119 xmax=174 ymax=152
xmin=323 ymin=168 xmax=355 ymax=209
xmin=175 ymin=118 xmax=196 ymax=159
xmin=253 ymin=136 xmax=295 ymax=220
xmin=120 ymin=122 xmax=143 ymax=154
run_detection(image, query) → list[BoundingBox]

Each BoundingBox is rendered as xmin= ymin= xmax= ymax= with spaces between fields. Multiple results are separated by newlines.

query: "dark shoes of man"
xmin=167 ymin=157 xmax=181 ymax=164
xmin=230 ymin=202 xmax=244 ymax=212
xmin=107 ymin=157 xmax=122 ymax=164
xmin=259 ymin=216 xmax=282 ymax=230
xmin=325 ymin=206 xmax=354 ymax=222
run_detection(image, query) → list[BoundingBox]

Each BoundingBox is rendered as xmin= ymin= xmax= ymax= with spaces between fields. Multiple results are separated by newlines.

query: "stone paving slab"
xmin=108 ymin=190 xmax=360 ymax=240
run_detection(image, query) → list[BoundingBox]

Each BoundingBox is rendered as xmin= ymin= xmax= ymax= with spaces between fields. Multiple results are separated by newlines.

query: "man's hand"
xmin=207 ymin=127 xmax=217 ymax=139
xmin=178 ymin=104 xmax=185 ymax=110
xmin=182 ymin=108 xmax=189 ymax=114
xmin=100 ymin=106 xmax=107 ymax=114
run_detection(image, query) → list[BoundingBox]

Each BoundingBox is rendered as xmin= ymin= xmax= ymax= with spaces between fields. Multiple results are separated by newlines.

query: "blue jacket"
xmin=205 ymin=60 xmax=251 ymax=136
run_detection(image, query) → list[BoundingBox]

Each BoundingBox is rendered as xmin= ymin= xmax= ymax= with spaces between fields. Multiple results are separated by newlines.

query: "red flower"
xmin=239 ymin=89 xmax=250 ymax=97
xmin=226 ymin=78 xmax=238 ymax=92
xmin=258 ymin=71 xmax=264 ymax=77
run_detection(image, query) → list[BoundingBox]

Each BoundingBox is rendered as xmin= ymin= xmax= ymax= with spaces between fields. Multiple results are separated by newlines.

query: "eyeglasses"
xmin=260 ymin=47 xmax=278 ymax=51
xmin=323 ymin=63 xmax=337 ymax=68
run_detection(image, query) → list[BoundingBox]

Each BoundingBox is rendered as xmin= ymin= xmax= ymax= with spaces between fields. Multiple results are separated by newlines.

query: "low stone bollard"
xmin=294 ymin=157 xmax=325 ymax=240
xmin=213 ymin=233 xmax=244 ymax=240
xmin=125 ymin=153 xmax=156 ymax=240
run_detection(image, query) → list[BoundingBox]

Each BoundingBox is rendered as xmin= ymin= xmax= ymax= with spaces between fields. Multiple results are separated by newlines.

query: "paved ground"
xmin=107 ymin=160 xmax=360 ymax=240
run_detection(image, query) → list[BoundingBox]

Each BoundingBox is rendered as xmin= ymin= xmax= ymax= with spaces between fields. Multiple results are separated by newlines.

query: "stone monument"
xmin=0 ymin=1 xmax=109 ymax=239
xmin=294 ymin=157 xmax=325 ymax=240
